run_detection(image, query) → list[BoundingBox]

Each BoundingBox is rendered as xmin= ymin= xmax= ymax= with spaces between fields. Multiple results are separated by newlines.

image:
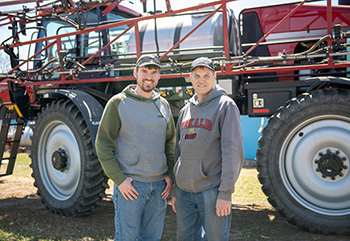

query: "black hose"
xmin=153 ymin=0 xmax=160 ymax=57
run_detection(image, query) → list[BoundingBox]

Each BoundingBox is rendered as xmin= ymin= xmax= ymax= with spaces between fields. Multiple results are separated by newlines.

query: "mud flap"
xmin=42 ymin=89 xmax=104 ymax=154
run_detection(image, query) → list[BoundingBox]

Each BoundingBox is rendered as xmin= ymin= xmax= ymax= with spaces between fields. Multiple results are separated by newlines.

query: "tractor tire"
xmin=257 ymin=88 xmax=350 ymax=235
xmin=30 ymin=99 xmax=108 ymax=216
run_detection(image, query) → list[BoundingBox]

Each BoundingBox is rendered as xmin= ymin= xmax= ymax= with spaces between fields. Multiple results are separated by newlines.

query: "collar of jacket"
xmin=122 ymin=84 xmax=161 ymax=101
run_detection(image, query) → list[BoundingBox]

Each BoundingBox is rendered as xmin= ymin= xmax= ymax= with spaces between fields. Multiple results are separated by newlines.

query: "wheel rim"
xmin=280 ymin=115 xmax=350 ymax=216
xmin=38 ymin=120 xmax=81 ymax=201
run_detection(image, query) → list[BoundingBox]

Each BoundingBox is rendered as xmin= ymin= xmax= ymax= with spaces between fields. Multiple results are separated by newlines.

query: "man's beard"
xmin=139 ymin=80 xmax=154 ymax=92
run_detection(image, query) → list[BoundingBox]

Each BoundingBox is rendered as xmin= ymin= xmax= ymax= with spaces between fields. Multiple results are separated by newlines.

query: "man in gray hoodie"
xmin=171 ymin=57 xmax=244 ymax=241
xmin=95 ymin=54 xmax=175 ymax=241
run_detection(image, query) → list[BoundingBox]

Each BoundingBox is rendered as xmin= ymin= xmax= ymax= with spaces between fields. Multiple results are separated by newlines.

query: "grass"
xmin=1 ymin=154 xmax=350 ymax=241
xmin=234 ymin=168 xmax=267 ymax=205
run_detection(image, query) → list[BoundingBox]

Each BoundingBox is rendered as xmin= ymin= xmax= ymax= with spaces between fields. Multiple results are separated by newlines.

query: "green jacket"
xmin=95 ymin=85 xmax=176 ymax=186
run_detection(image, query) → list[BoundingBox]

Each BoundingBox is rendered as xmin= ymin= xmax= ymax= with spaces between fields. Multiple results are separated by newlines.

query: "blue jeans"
xmin=113 ymin=180 xmax=167 ymax=241
xmin=175 ymin=186 xmax=231 ymax=241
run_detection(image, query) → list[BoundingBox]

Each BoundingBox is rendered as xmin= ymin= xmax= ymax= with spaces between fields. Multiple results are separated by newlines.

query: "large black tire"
xmin=30 ymin=99 xmax=108 ymax=216
xmin=257 ymin=88 xmax=350 ymax=235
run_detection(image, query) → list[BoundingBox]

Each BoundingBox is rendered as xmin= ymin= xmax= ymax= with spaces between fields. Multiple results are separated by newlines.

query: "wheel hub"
xmin=52 ymin=148 xmax=69 ymax=172
xmin=315 ymin=149 xmax=348 ymax=180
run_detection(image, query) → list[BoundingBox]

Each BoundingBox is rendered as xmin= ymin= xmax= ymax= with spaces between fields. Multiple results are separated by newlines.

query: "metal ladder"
xmin=0 ymin=103 xmax=26 ymax=177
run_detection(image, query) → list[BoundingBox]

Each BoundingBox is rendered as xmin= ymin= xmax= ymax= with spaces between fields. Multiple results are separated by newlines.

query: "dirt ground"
xmin=1 ymin=155 xmax=349 ymax=240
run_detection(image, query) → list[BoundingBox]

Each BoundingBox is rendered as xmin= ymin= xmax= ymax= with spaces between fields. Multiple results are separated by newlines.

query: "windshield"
xmin=107 ymin=13 xmax=130 ymax=57
xmin=35 ymin=9 xmax=130 ymax=69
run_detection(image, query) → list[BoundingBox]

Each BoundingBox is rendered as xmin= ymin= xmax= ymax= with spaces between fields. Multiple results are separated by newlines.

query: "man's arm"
xmin=165 ymin=111 xmax=176 ymax=179
xmin=215 ymin=100 xmax=244 ymax=216
xmin=218 ymin=99 xmax=244 ymax=201
xmin=95 ymin=96 xmax=127 ymax=186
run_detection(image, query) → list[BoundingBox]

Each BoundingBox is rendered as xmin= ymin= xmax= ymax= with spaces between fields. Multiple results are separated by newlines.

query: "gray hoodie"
xmin=173 ymin=85 xmax=244 ymax=201
xmin=95 ymin=85 xmax=176 ymax=186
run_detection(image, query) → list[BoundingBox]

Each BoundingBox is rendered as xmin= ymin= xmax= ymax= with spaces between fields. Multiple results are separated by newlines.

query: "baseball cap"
xmin=190 ymin=57 xmax=214 ymax=71
xmin=136 ymin=54 xmax=161 ymax=68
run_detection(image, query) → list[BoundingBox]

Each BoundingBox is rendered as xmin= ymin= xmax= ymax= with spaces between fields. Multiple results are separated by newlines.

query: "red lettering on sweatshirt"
xmin=181 ymin=121 xmax=185 ymax=129
xmin=199 ymin=118 xmax=204 ymax=128
xmin=193 ymin=118 xmax=199 ymax=127
xmin=188 ymin=118 xmax=194 ymax=128
xmin=181 ymin=118 xmax=212 ymax=131
xmin=205 ymin=119 xmax=211 ymax=131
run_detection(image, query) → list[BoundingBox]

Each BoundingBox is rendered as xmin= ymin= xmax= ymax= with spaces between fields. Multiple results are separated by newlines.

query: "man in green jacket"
xmin=95 ymin=54 xmax=175 ymax=241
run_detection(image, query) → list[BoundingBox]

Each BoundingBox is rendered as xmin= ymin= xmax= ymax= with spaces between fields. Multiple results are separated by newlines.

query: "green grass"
xmin=0 ymin=152 xmax=32 ymax=177
xmin=233 ymin=168 xmax=267 ymax=205
xmin=0 ymin=154 xmax=270 ymax=241
xmin=11 ymin=154 xmax=32 ymax=176
xmin=0 ymin=153 xmax=35 ymax=198
xmin=2 ymin=154 xmax=349 ymax=241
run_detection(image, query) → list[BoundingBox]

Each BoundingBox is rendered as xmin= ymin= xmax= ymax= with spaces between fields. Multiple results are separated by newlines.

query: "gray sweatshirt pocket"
xmin=174 ymin=157 xmax=209 ymax=192
xmin=120 ymin=151 xmax=167 ymax=178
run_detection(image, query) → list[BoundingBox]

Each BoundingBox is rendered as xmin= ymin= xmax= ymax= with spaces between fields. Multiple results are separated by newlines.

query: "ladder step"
xmin=1 ymin=104 xmax=27 ymax=177
xmin=1 ymin=159 xmax=9 ymax=164
xmin=5 ymin=140 xmax=21 ymax=143
xmin=1 ymin=157 xmax=16 ymax=161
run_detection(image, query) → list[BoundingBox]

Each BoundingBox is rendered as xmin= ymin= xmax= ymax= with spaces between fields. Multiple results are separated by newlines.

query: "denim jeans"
xmin=113 ymin=180 xmax=167 ymax=241
xmin=175 ymin=186 xmax=231 ymax=241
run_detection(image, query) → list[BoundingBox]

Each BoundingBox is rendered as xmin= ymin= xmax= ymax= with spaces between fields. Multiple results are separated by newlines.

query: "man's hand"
xmin=216 ymin=198 xmax=231 ymax=217
xmin=161 ymin=176 xmax=172 ymax=200
xmin=171 ymin=196 xmax=176 ymax=213
xmin=118 ymin=177 xmax=139 ymax=200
